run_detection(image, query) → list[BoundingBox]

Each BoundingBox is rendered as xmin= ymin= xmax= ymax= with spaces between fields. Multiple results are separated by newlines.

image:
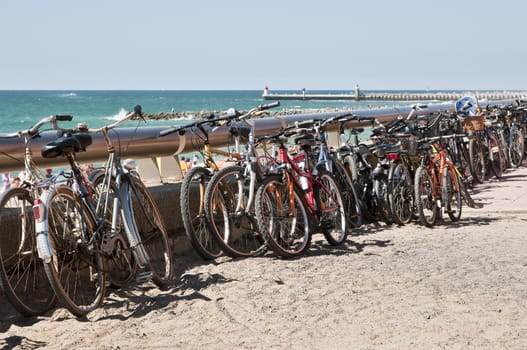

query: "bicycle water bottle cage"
xmin=41 ymin=133 xmax=93 ymax=158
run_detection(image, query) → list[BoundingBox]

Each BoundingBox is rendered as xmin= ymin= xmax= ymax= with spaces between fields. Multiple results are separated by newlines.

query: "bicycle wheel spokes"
xmin=129 ymin=178 xmax=173 ymax=287
xmin=255 ymin=175 xmax=311 ymax=258
xmin=443 ymin=167 xmax=462 ymax=222
xmin=317 ymin=170 xmax=348 ymax=245
xmin=180 ymin=167 xmax=222 ymax=260
xmin=0 ymin=187 xmax=56 ymax=316
xmin=205 ymin=166 xmax=266 ymax=258
xmin=389 ymin=163 xmax=414 ymax=225
xmin=414 ymin=166 xmax=438 ymax=227
xmin=43 ymin=186 xmax=105 ymax=317
xmin=509 ymin=129 xmax=524 ymax=167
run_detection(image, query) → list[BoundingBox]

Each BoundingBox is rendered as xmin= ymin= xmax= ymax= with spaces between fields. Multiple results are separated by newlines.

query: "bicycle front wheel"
xmin=333 ymin=159 xmax=362 ymax=229
xmin=469 ymin=137 xmax=486 ymax=183
xmin=129 ymin=177 xmax=173 ymax=287
xmin=40 ymin=186 xmax=105 ymax=317
xmin=487 ymin=135 xmax=503 ymax=179
xmin=315 ymin=170 xmax=348 ymax=245
xmin=0 ymin=187 xmax=56 ymax=316
xmin=442 ymin=166 xmax=462 ymax=222
xmin=388 ymin=162 xmax=414 ymax=225
xmin=204 ymin=165 xmax=267 ymax=258
xmin=180 ymin=166 xmax=222 ymax=260
xmin=255 ymin=174 xmax=311 ymax=258
xmin=414 ymin=166 xmax=438 ymax=227
xmin=509 ymin=128 xmax=524 ymax=168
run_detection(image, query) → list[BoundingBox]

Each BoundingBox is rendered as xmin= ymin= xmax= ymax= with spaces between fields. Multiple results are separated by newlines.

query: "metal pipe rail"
xmin=0 ymin=100 xmax=515 ymax=172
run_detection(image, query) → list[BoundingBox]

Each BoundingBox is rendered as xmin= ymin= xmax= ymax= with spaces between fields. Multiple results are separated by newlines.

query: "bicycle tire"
xmin=373 ymin=174 xmax=394 ymax=225
xmin=442 ymin=165 xmax=462 ymax=222
xmin=255 ymin=174 xmax=311 ymax=258
xmin=469 ymin=137 xmax=487 ymax=183
xmin=0 ymin=187 xmax=57 ymax=317
xmin=204 ymin=165 xmax=267 ymax=258
xmin=509 ymin=127 xmax=524 ymax=168
xmin=487 ymin=135 xmax=503 ymax=179
xmin=414 ymin=166 xmax=438 ymax=227
xmin=316 ymin=170 xmax=348 ymax=245
xmin=128 ymin=176 xmax=173 ymax=287
xmin=40 ymin=185 xmax=106 ymax=317
xmin=332 ymin=158 xmax=362 ymax=228
xmin=89 ymin=170 xmax=137 ymax=288
xmin=388 ymin=162 xmax=414 ymax=225
xmin=180 ymin=166 xmax=222 ymax=260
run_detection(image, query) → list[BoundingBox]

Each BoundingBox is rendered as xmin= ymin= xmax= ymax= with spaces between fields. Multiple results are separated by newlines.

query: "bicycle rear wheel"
xmin=255 ymin=174 xmax=311 ymax=258
xmin=40 ymin=186 xmax=105 ymax=317
xmin=180 ymin=166 xmax=222 ymax=260
xmin=0 ymin=187 xmax=56 ymax=316
xmin=128 ymin=176 xmax=173 ymax=287
xmin=469 ymin=137 xmax=486 ymax=183
xmin=204 ymin=165 xmax=267 ymax=258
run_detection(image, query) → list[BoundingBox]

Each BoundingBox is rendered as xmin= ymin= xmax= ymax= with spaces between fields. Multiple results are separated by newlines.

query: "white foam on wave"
xmin=106 ymin=108 xmax=128 ymax=121
xmin=59 ymin=92 xmax=78 ymax=97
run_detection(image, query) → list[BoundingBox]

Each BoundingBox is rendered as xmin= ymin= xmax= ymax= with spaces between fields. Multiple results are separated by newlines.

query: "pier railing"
xmin=0 ymin=99 xmax=516 ymax=175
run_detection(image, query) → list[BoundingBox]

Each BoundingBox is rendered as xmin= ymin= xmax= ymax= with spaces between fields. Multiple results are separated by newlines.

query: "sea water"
xmin=0 ymin=90 xmax=414 ymax=133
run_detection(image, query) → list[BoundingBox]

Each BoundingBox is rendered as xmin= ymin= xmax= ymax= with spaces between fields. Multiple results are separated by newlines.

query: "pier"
xmin=262 ymin=85 xmax=527 ymax=102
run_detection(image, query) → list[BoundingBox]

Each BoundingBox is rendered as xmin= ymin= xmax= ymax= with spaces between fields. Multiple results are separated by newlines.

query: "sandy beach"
xmin=1 ymin=167 xmax=527 ymax=350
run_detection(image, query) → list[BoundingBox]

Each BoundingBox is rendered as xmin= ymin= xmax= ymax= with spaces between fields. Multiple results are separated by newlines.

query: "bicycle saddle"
xmin=294 ymin=134 xmax=316 ymax=147
xmin=41 ymin=133 xmax=93 ymax=158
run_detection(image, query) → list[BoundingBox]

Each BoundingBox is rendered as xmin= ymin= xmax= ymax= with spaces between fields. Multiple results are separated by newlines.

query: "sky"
xmin=0 ymin=0 xmax=525 ymax=91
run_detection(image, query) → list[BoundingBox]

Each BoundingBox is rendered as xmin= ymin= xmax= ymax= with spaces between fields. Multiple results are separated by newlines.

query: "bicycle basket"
xmin=460 ymin=115 xmax=485 ymax=133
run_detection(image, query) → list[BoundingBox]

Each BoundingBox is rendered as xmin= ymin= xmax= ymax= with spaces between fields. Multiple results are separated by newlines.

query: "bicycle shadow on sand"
xmin=93 ymin=257 xmax=236 ymax=322
xmin=0 ymin=335 xmax=47 ymax=350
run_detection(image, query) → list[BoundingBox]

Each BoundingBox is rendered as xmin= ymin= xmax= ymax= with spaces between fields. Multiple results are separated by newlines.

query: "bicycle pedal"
xmin=135 ymin=271 xmax=153 ymax=283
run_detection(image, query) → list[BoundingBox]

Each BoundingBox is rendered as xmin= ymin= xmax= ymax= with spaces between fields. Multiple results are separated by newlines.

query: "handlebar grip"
xmin=55 ymin=115 xmax=73 ymax=121
xmin=159 ymin=127 xmax=177 ymax=137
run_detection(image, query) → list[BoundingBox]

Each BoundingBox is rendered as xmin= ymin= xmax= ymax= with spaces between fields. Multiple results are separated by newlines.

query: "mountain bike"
xmin=35 ymin=105 xmax=173 ymax=316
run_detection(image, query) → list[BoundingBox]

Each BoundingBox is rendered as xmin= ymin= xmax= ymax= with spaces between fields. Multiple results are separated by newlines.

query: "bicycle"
xmin=159 ymin=113 xmax=246 ymax=260
xmin=35 ymin=105 xmax=173 ymax=316
xmin=203 ymin=102 xmax=281 ymax=258
xmin=254 ymin=121 xmax=347 ymax=258
xmin=0 ymin=114 xmax=76 ymax=316
xmin=414 ymin=134 xmax=464 ymax=227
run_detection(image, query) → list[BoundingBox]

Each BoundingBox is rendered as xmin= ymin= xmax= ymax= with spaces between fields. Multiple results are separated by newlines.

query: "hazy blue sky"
xmin=1 ymin=0 xmax=525 ymax=90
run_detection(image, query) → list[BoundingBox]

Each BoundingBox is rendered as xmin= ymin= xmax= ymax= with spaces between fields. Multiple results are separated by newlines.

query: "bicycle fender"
xmin=34 ymin=203 xmax=53 ymax=264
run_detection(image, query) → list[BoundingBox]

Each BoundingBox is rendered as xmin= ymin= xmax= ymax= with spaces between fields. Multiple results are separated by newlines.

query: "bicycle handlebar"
xmin=0 ymin=114 xmax=75 ymax=139
xmin=159 ymin=102 xmax=281 ymax=137
xmin=84 ymin=105 xmax=143 ymax=134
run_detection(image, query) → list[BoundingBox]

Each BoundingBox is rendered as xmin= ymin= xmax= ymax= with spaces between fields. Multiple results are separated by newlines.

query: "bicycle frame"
xmin=277 ymin=141 xmax=340 ymax=217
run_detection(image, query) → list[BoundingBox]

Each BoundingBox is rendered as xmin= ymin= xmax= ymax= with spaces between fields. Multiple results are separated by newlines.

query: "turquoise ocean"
xmin=0 ymin=90 xmax=427 ymax=133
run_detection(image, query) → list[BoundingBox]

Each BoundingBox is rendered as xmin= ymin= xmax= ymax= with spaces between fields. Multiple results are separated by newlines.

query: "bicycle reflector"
xmin=33 ymin=198 xmax=45 ymax=222
xmin=386 ymin=153 xmax=399 ymax=161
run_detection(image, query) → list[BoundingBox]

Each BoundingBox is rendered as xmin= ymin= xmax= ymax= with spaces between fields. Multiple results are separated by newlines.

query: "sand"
xmin=1 ymin=170 xmax=527 ymax=349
